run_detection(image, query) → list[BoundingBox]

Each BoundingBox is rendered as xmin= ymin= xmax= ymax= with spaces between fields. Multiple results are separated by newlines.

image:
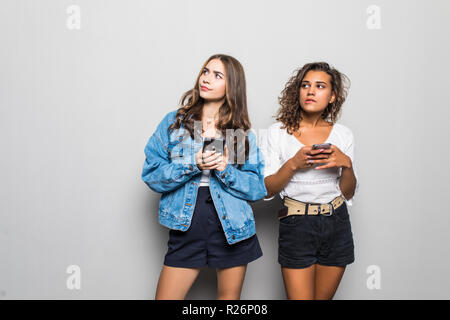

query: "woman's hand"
xmin=307 ymin=144 xmax=352 ymax=170
xmin=290 ymin=146 xmax=334 ymax=170
xmin=214 ymin=145 xmax=229 ymax=172
xmin=195 ymin=145 xmax=229 ymax=171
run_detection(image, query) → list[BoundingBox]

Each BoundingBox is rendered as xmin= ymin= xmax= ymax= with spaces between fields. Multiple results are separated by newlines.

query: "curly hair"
xmin=276 ymin=62 xmax=350 ymax=135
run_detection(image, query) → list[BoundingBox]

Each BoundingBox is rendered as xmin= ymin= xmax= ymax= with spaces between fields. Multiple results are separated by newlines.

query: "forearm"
xmin=264 ymin=158 xmax=297 ymax=199
xmin=142 ymin=132 xmax=202 ymax=193
xmin=339 ymin=160 xmax=357 ymax=200
xmin=215 ymin=163 xmax=266 ymax=202
xmin=142 ymin=161 xmax=201 ymax=193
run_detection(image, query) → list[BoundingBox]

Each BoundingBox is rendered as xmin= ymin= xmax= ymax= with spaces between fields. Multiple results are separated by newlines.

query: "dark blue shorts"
xmin=278 ymin=201 xmax=355 ymax=269
xmin=164 ymin=186 xmax=263 ymax=269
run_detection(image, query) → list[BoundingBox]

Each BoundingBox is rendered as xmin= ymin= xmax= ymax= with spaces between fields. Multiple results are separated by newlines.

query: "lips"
xmin=201 ymin=86 xmax=211 ymax=92
xmin=305 ymin=99 xmax=316 ymax=103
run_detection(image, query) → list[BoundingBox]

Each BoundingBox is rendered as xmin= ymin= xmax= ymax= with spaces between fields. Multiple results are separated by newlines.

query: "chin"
xmin=199 ymin=92 xmax=209 ymax=99
xmin=302 ymin=107 xmax=325 ymax=113
xmin=205 ymin=96 xmax=225 ymax=103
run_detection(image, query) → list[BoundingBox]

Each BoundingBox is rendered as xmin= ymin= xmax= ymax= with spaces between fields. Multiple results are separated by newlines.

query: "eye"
xmin=317 ymin=84 xmax=325 ymax=89
xmin=202 ymin=68 xmax=208 ymax=74
xmin=216 ymin=73 xmax=223 ymax=79
xmin=301 ymin=83 xmax=310 ymax=88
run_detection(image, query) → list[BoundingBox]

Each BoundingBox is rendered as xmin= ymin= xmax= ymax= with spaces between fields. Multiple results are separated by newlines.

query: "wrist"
xmin=287 ymin=158 xmax=298 ymax=172
xmin=216 ymin=163 xmax=231 ymax=179
xmin=342 ymin=157 xmax=352 ymax=169
xmin=216 ymin=163 xmax=227 ymax=172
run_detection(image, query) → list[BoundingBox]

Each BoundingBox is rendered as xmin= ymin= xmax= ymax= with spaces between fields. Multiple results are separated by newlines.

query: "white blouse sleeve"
xmin=261 ymin=124 xmax=283 ymax=201
xmin=338 ymin=127 xmax=359 ymax=206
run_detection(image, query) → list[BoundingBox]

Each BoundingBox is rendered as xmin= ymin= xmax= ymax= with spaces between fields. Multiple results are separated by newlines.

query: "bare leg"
xmin=314 ymin=265 xmax=346 ymax=300
xmin=216 ymin=265 xmax=247 ymax=300
xmin=155 ymin=265 xmax=201 ymax=300
xmin=281 ymin=265 xmax=316 ymax=300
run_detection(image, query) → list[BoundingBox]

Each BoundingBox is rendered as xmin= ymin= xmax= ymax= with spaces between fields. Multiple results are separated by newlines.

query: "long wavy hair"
xmin=168 ymin=54 xmax=251 ymax=163
xmin=276 ymin=62 xmax=350 ymax=135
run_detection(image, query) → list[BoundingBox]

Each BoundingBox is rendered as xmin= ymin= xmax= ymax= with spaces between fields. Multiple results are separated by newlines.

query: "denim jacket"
xmin=141 ymin=110 xmax=267 ymax=244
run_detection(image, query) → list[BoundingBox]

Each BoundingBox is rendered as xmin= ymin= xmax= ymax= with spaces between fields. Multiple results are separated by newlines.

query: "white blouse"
xmin=261 ymin=122 xmax=359 ymax=206
xmin=199 ymin=169 xmax=210 ymax=186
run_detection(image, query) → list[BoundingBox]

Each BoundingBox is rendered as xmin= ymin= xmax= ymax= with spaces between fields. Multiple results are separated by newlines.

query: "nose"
xmin=307 ymin=87 xmax=315 ymax=96
xmin=202 ymin=72 xmax=213 ymax=84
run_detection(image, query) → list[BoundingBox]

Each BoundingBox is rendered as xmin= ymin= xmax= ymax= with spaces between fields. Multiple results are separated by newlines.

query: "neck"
xmin=300 ymin=112 xmax=327 ymax=128
xmin=202 ymin=99 xmax=224 ymax=119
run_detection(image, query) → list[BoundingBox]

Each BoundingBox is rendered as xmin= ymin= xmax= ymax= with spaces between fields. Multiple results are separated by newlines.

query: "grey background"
xmin=1 ymin=0 xmax=449 ymax=299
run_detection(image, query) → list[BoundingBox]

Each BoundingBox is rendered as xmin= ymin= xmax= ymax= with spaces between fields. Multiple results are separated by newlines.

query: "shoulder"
xmin=268 ymin=121 xmax=284 ymax=130
xmin=152 ymin=109 xmax=179 ymax=138
xmin=267 ymin=121 xmax=287 ymax=137
xmin=267 ymin=122 xmax=292 ymax=145
xmin=157 ymin=109 xmax=178 ymax=129
xmin=333 ymin=123 xmax=355 ymax=145
xmin=163 ymin=109 xmax=178 ymax=124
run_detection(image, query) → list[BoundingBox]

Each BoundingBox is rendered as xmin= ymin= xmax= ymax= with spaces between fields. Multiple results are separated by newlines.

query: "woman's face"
xmin=299 ymin=70 xmax=335 ymax=114
xmin=198 ymin=58 xmax=226 ymax=102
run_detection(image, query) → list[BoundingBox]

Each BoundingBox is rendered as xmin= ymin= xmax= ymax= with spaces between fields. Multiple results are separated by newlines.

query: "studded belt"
xmin=278 ymin=195 xmax=346 ymax=219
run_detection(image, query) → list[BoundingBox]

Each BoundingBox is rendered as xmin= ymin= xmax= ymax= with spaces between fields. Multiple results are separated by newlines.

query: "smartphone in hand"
xmin=203 ymin=138 xmax=225 ymax=155
xmin=312 ymin=143 xmax=332 ymax=150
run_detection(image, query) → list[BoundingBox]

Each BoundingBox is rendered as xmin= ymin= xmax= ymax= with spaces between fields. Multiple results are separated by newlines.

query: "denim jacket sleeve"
xmin=214 ymin=131 xmax=267 ymax=202
xmin=141 ymin=111 xmax=201 ymax=193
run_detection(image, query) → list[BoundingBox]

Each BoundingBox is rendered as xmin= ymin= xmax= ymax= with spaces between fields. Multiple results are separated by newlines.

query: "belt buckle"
xmin=321 ymin=203 xmax=334 ymax=216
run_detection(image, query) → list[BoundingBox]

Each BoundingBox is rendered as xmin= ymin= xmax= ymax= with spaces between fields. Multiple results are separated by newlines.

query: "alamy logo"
xmin=366 ymin=5 xmax=381 ymax=30
xmin=66 ymin=265 xmax=81 ymax=290
xmin=366 ymin=265 xmax=381 ymax=290
xmin=171 ymin=121 xmax=258 ymax=165
xmin=66 ymin=5 xmax=81 ymax=30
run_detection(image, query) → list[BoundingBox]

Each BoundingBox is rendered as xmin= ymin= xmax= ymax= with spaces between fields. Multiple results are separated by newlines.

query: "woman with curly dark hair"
xmin=262 ymin=62 xmax=359 ymax=300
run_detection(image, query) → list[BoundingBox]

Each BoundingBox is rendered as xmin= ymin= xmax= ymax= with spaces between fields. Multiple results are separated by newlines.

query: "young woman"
xmin=263 ymin=62 xmax=358 ymax=300
xmin=141 ymin=54 xmax=266 ymax=300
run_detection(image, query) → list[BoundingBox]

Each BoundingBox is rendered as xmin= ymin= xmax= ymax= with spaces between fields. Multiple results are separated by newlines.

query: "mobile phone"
xmin=202 ymin=138 xmax=225 ymax=155
xmin=312 ymin=143 xmax=332 ymax=150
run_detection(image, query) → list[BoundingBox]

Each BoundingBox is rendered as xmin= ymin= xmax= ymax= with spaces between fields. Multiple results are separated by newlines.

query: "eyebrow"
xmin=301 ymin=80 xmax=328 ymax=85
xmin=204 ymin=67 xmax=224 ymax=76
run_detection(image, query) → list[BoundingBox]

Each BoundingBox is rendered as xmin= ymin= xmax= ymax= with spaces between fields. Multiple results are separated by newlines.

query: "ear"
xmin=329 ymin=93 xmax=336 ymax=104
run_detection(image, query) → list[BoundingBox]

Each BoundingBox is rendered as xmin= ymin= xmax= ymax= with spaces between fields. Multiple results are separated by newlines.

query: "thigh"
xmin=216 ymin=265 xmax=247 ymax=300
xmin=314 ymin=264 xmax=346 ymax=300
xmin=281 ymin=265 xmax=316 ymax=300
xmin=155 ymin=265 xmax=201 ymax=300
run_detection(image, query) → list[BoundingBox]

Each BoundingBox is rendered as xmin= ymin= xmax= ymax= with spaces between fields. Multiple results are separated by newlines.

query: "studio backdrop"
xmin=1 ymin=0 xmax=449 ymax=299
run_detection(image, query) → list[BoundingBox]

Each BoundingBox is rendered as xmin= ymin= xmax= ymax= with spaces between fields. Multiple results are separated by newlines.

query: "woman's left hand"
xmin=306 ymin=144 xmax=352 ymax=170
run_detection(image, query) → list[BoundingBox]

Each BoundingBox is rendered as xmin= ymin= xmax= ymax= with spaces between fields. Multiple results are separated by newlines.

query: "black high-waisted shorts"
xmin=278 ymin=201 xmax=354 ymax=269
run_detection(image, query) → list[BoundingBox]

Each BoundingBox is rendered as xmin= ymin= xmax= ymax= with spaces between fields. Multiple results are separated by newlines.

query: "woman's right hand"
xmin=290 ymin=146 xmax=333 ymax=170
xmin=195 ymin=148 xmax=222 ymax=170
